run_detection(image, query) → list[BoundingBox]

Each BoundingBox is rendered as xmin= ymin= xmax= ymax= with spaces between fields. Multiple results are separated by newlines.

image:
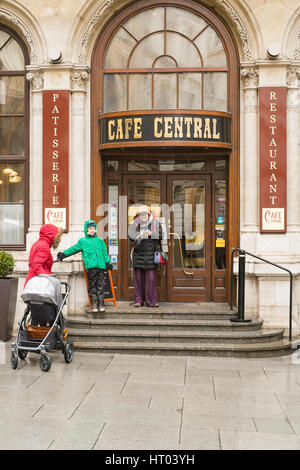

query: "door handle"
xmin=169 ymin=232 xmax=194 ymax=276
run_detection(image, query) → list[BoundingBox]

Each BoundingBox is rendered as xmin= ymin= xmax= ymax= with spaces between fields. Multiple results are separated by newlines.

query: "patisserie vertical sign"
xmin=43 ymin=90 xmax=69 ymax=231
xmin=260 ymin=87 xmax=287 ymax=233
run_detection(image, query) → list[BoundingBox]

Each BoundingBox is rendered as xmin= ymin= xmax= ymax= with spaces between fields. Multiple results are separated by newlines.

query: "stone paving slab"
xmin=1 ymin=341 xmax=300 ymax=450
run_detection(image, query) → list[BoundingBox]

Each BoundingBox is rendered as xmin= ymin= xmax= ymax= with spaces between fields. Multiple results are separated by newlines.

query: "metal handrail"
xmin=230 ymin=248 xmax=293 ymax=341
xmin=169 ymin=232 xmax=194 ymax=276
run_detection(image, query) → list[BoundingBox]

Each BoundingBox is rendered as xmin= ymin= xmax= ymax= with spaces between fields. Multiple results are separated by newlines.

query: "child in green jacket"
xmin=57 ymin=220 xmax=112 ymax=313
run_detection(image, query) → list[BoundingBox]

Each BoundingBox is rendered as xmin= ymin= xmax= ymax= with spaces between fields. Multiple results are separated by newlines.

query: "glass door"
xmin=123 ymin=175 xmax=166 ymax=301
xmin=166 ymin=175 xmax=212 ymax=302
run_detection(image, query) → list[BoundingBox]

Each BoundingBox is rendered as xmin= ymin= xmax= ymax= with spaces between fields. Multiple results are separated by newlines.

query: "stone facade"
xmin=1 ymin=0 xmax=300 ymax=335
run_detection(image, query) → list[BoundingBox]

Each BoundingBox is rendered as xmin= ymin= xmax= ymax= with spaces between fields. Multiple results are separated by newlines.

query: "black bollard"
xmin=231 ymin=250 xmax=251 ymax=323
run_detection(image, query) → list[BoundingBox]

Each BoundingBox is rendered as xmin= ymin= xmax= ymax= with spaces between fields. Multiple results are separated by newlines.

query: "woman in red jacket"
xmin=25 ymin=224 xmax=63 ymax=286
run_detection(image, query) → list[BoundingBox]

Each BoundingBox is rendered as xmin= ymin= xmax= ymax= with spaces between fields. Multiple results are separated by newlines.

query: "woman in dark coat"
xmin=129 ymin=205 xmax=163 ymax=307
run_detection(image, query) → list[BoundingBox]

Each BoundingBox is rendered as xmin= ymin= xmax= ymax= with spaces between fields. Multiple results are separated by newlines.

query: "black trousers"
xmin=87 ymin=268 xmax=106 ymax=307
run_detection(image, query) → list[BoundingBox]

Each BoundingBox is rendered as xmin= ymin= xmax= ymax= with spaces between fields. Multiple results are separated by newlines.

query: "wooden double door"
xmin=122 ymin=173 xmax=212 ymax=302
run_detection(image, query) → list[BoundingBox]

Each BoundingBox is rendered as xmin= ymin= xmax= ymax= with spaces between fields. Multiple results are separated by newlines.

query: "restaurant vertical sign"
xmin=43 ymin=90 xmax=69 ymax=231
xmin=260 ymin=87 xmax=287 ymax=233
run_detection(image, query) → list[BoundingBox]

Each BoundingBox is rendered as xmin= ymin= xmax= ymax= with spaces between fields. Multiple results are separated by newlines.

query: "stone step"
xmin=67 ymin=327 xmax=284 ymax=344
xmin=87 ymin=310 xmax=238 ymax=321
xmin=72 ymin=339 xmax=292 ymax=358
xmin=67 ymin=316 xmax=263 ymax=332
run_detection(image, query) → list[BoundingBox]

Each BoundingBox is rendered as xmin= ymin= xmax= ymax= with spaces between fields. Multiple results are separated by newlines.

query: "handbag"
xmin=154 ymin=251 xmax=168 ymax=265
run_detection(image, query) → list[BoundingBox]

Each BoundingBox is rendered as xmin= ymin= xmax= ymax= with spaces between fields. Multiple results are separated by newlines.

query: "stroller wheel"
xmin=40 ymin=353 xmax=51 ymax=372
xmin=64 ymin=342 xmax=74 ymax=364
xmin=11 ymin=351 xmax=18 ymax=370
xmin=18 ymin=350 xmax=28 ymax=360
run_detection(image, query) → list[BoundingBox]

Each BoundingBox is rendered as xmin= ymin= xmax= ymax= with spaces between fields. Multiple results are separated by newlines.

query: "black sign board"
xmin=100 ymin=111 xmax=231 ymax=148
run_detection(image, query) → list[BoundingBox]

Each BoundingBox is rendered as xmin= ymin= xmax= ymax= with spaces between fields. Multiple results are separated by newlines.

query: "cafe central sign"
xmin=100 ymin=111 xmax=231 ymax=149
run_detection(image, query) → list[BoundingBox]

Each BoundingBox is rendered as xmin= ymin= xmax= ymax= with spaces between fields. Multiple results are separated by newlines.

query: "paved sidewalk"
xmin=1 ymin=341 xmax=300 ymax=450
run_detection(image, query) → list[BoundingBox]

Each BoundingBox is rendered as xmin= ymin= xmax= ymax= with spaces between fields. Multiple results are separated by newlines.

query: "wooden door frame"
xmin=91 ymin=0 xmax=240 ymax=303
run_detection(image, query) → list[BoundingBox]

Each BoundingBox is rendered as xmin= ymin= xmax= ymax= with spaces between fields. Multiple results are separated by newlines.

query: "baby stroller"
xmin=11 ymin=275 xmax=74 ymax=372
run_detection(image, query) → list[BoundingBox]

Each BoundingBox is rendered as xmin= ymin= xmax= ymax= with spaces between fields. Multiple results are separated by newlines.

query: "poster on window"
xmin=43 ymin=90 xmax=69 ymax=231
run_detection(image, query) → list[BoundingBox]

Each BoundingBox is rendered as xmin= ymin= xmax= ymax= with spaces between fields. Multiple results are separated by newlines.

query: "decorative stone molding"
xmin=0 ymin=5 xmax=40 ymax=65
xmin=286 ymin=67 xmax=300 ymax=88
xmin=292 ymin=32 xmax=300 ymax=60
xmin=76 ymin=0 xmax=253 ymax=65
xmin=70 ymin=70 xmax=90 ymax=92
xmin=241 ymin=66 xmax=259 ymax=89
xmin=26 ymin=71 xmax=44 ymax=91
xmin=216 ymin=0 xmax=252 ymax=61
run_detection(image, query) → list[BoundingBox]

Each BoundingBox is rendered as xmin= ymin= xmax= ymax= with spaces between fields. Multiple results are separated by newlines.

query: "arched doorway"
xmin=91 ymin=0 xmax=240 ymax=303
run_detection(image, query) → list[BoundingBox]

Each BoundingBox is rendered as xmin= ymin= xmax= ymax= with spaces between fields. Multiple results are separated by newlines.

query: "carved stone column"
xmin=26 ymin=70 xmax=44 ymax=248
xmin=286 ymin=67 xmax=300 ymax=229
xmin=69 ymin=69 xmax=90 ymax=231
xmin=240 ymin=66 xmax=259 ymax=235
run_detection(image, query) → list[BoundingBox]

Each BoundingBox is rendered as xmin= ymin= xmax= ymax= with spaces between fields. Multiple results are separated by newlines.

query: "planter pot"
xmin=0 ymin=277 xmax=18 ymax=342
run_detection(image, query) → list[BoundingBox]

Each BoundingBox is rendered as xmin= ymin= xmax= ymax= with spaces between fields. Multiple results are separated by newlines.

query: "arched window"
xmin=103 ymin=6 xmax=228 ymax=112
xmin=0 ymin=25 xmax=29 ymax=247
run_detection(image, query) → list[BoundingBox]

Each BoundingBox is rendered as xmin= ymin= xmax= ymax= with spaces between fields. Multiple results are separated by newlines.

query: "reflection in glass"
xmin=128 ymin=160 xmax=206 ymax=172
xmin=104 ymin=74 xmax=127 ymax=112
xmin=128 ymin=74 xmax=152 ymax=110
xmin=154 ymin=73 xmax=177 ymax=109
xmin=154 ymin=56 xmax=177 ymax=68
xmin=215 ymin=179 xmax=226 ymax=269
xmin=0 ymin=76 xmax=24 ymax=114
xmin=203 ymin=72 xmax=227 ymax=112
xmin=166 ymin=7 xmax=207 ymax=40
xmin=124 ymin=7 xmax=164 ymax=41
xmin=194 ymin=26 xmax=227 ymax=67
xmin=104 ymin=28 xmax=137 ymax=69
xmin=166 ymin=32 xmax=202 ymax=67
xmin=130 ymin=33 xmax=164 ymax=68
xmin=172 ymin=180 xmax=205 ymax=269
xmin=107 ymin=161 xmax=119 ymax=172
xmin=0 ymin=163 xmax=24 ymax=202
xmin=0 ymin=36 xmax=25 ymax=71
xmin=179 ymin=73 xmax=202 ymax=109
xmin=0 ymin=204 xmax=24 ymax=244
xmin=0 ymin=117 xmax=24 ymax=155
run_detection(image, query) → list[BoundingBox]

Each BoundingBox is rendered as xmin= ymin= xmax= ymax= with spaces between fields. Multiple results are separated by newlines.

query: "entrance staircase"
xmin=66 ymin=302 xmax=292 ymax=358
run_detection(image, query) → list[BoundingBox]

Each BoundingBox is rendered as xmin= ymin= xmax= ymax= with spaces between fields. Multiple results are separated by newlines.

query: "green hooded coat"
xmin=63 ymin=220 xmax=110 ymax=270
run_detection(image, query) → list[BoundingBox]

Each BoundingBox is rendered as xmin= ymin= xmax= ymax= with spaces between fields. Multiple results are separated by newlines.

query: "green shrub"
xmin=0 ymin=251 xmax=14 ymax=278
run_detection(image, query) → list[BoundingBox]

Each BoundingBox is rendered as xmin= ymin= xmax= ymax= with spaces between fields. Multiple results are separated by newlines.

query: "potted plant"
xmin=0 ymin=251 xmax=18 ymax=342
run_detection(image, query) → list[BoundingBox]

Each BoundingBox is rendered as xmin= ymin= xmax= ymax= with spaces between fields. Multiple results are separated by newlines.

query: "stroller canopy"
xmin=21 ymin=275 xmax=62 ymax=307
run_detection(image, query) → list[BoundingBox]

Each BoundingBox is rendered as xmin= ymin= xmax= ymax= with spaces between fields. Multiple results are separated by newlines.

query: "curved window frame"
xmin=103 ymin=5 xmax=229 ymax=112
xmin=0 ymin=24 xmax=29 ymax=249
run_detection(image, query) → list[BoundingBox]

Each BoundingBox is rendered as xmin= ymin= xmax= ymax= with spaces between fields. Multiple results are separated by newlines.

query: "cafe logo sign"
xmin=100 ymin=111 xmax=231 ymax=149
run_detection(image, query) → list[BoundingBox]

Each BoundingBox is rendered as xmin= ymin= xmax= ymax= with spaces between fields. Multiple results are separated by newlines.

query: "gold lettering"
xmin=193 ymin=118 xmax=202 ymax=138
xmin=270 ymin=195 xmax=277 ymax=204
xmin=184 ymin=118 xmax=193 ymax=138
xmin=108 ymin=120 xmax=115 ymax=141
xmin=270 ymin=115 xmax=276 ymax=123
xmin=52 ymin=150 xmax=59 ymax=159
xmin=270 ymin=138 xmax=277 ymax=147
xmin=134 ymin=118 xmax=142 ymax=139
xmin=269 ymin=173 xmax=277 ymax=182
xmin=52 ymin=196 xmax=59 ymax=205
xmin=53 ymin=139 xmax=59 ymax=148
xmin=154 ymin=117 xmax=163 ymax=138
xmin=203 ymin=118 xmax=211 ymax=139
xmin=270 ymin=91 xmax=277 ymax=100
xmin=269 ymin=184 xmax=277 ymax=193
xmin=174 ymin=117 xmax=183 ymax=138
xmin=164 ymin=117 xmax=173 ymax=138
xmin=52 ymin=116 xmax=59 ymax=125
xmin=124 ymin=118 xmax=133 ymax=140
xmin=269 ymin=126 xmax=277 ymax=135
xmin=53 ymin=93 xmax=59 ymax=102
xmin=212 ymin=119 xmax=220 ymax=139
xmin=270 ymin=103 xmax=277 ymax=112
xmin=52 ymin=174 xmax=59 ymax=182
xmin=270 ymin=150 xmax=277 ymax=158
xmin=52 ymin=162 xmax=59 ymax=170
xmin=52 ymin=105 xmax=59 ymax=114
xmin=115 ymin=119 xmax=123 ymax=140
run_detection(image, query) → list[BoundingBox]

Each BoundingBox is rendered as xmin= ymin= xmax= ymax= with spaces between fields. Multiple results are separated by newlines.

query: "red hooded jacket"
xmin=25 ymin=224 xmax=58 ymax=286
